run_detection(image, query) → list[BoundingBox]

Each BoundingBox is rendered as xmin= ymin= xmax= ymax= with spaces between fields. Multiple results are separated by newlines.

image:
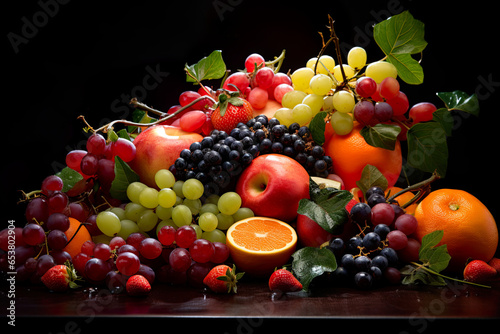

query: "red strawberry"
xmin=211 ymin=92 xmax=253 ymax=133
xmin=203 ymin=264 xmax=244 ymax=293
xmin=463 ymin=260 xmax=497 ymax=283
xmin=41 ymin=263 xmax=81 ymax=292
xmin=488 ymin=257 xmax=500 ymax=275
xmin=268 ymin=268 xmax=303 ymax=293
xmin=126 ymin=274 xmax=151 ymax=296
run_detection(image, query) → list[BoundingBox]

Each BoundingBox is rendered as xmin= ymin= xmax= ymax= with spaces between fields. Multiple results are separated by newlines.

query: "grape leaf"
xmin=185 ymin=50 xmax=226 ymax=84
xmin=297 ymin=178 xmax=353 ymax=234
xmin=436 ymin=91 xmax=480 ymax=116
xmin=360 ymin=124 xmax=401 ymax=150
xmin=373 ymin=11 xmax=427 ymax=84
xmin=309 ymin=112 xmax=327 ymax=145
xmin=56 ymin=167 xmax=84 ymax=193
xmin=355 ymin=164 xmax=388 ymax=196
xmin=406 ymin=122 xmax=448 ymax=177
xmin=291 ymin=247 xmax=337 ymax=291
xmin=109 ymin=157 xmax=140 ymax=201
xmin=418 ymin=230 xmax=451 ymax=272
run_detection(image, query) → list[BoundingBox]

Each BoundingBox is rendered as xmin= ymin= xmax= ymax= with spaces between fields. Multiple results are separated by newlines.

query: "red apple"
xmin=235 ymin=154 xmax=310 ymax=222
xmin=296 ymin=198 xmax=358 ymax=247
xmin=129 ymin=125 xmax=203 ymax=188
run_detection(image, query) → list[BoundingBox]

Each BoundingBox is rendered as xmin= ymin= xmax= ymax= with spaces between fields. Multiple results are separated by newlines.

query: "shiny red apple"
xmin=235 ymin=154 xmax=310 ymax=222
xmin=129 ymin=125 xmax=203 ymax=188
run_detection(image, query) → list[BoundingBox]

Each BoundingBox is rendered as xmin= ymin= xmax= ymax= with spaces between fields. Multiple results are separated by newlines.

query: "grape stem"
xmin=87 ymin=95 xmax=217 ymax=134
xmin=386 ymin=171 xmax=440 ymax=208
xmin=265 ymin=49 xmax=286 ymax=73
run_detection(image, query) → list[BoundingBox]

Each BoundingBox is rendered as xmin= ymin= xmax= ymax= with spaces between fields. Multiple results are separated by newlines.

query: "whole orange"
xmin=63 ymin=217 xmax=92 ymax=259
xmin=324 ymin=122 xmax=402 ymax=191
xmin=414 ymin=189 xmax=498 ymax=272
xmin=385 ymin=186 xmax=418 ymax=215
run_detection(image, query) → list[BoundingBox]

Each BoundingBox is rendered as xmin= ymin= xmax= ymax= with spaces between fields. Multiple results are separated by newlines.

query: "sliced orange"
xmin=226 ymin=217 xmax=297 ymax=277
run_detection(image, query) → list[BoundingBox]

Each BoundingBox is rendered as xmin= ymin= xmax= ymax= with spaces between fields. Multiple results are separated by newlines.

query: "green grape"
xmin=175 ymin=196 xmax=183 ymax=206
xmin=139 ymin=187 xmax=159 ymax=209
xmin=218 ymin=192 xmax=242 ymax=216
xmin=127 ymin=182 xmax=147 ymax=204
xmin=331 ymin=111 xmax=354 ymax=135
xmin=281 ymin=90 xmax=307 ymax=109
xmin=306 ymin=55 xmax=335 ymax=74
xmin=309 ymin=74 xmax=333 ymax=96
xmin=333 ymin=64 xmax=355 ymax=82
xmin=171 ymin=204 xmax=192 ymax=227
xmin=156 ymin=205 xmax=173 ymax=220
xmin=365 ymin=61 xmax=398 ymax=83
xmin=158 ymin=188 xmax=177 ymax=208
xmin=233 ymin=207 xmax=255 ymax=222
xmin=117 ymin=219 xmax=140 ymax=239
xmin=273 ymin=108 xmax=294 ymax=127
xmin=155 ymin=219 xmax=176 ymax=237
xmin=216 ymin=213 xmax=234 ymax=230
xmin=291 ymin=67 xmax=315 ymax=92
xmin=323 ymin=95 xmax=334 ymax=110
xmin=173 ymin=180 xmax=185 ymax=198
xmin=182 ymin=178 xmax=204 ymax=200
xmin=332 ymin=90 xmax=355 ymax=113
xmin=302 ymin=94 xmax=325 ymax=116
xmin=96 ymin=211 xmax=121 ymax=237
xmin=347 ymin=46 xmax=367 ymax=70
xmin=109 ymin=207 xmax=126 ymax=221
xmin=190 ymin=224 xmax=203 ymax=239
xmin=198 ymin=212 xmax=218 ymax=232
xmin=292 ymin=104 xmax=313 ymax=126
xmin=200 ymin=203 xmax=219 ymax=215
xmin=183 ymin=198 xmax=202 ymax=215
xmin=124 ymin=202 xmax=147 ymax=222
xmin=155 ymin=169 xmax=175 ymax=189
xmin=204 ymin=194 xmax=220 ymax=205
xmin=201 ymin=229 xmax=226 ymax=244
xmin=137 ymin=210 xmax=159 ymax=232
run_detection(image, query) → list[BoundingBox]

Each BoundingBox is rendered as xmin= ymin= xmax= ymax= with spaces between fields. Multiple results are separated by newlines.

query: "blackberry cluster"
xmin=170 ymin=115 xmax=333 ymax=196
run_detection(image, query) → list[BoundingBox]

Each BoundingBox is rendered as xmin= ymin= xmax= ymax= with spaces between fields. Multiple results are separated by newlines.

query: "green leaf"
xmin=291 ymin=247 xmax=337 ymax=291
xmin=185 ymin=50 xmax=226 ymax=84
xmin=436 ymin=91 xmax=480 ymax=116
xmin=56 ymin=167 xmax=84 ymax=193
xmin=406 ymin=122 xmax=448 ymax=177
xmin=418 ymin=230 xmax=451 ymax=272
xmin=297 ymin=179 xmax=353 ymax=234
xmin=356 ymin=164 xmax=388 ymax=196
xmin=373 ymin=11 xmax=427 ymax=84
xmin=431 ymin=108 xmax=454 ymax=137
xmin=109 ymin=157 xmax=141 ymax=201
xmin=309 ymin=112 xmax=327 ymax=145
xmin=360 ymin=124 xmax=401 ymax=150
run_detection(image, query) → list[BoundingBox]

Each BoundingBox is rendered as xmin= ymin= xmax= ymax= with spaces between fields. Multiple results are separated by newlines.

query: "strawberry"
xmin=203 ymin=264 xmax=244 ymax=293
xmin=126 ymin=274 xmax=151 ymax=296
xmin=463 ymin=260 xmax=497 ymax=283
xmin=211 ymin=92 xmax=253 ymax=133
xmin=488 ymin=257 xmax=500 ymax=275
xmin=41 ymin=263 xmax=81 ymax=292
xmin=268 ymin=268 xmax=303 ymax=293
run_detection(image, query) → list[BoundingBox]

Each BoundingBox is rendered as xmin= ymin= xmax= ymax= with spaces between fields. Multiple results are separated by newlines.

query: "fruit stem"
xmin=409 ymin=262 xmax=492 ymax=289
xmin=90 ymin=95 xmax=217 ymax=134
xmin=265 ymin=49 xmax=286 ymax=73
xmin=386 ymin=171 xmax=440 ymax=207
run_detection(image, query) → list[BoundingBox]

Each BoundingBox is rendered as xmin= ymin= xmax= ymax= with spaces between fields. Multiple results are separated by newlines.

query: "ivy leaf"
xmin=406 ymin=122 xmax=448 ymax=177
xmin=436 ymin=91 xmax=480 ymax=116
xmin=297 ymin=178 xmax=353 ymax=234
xmin=309 ymin=112 xmax=327 ymax=145
xmin=356 ymin=164 xmax=388 ymax=197
xmin=185 ymin=50 xmax=226 ymax=84
xmin=360 ymin=124 xmax=401 ymax=150
xmin=109 ymin=157 xmax=140 ymax=201
xmin=291 ymin=247 xmax=337 ymax=291
xmin=56 ymin=167 xmax=84 ymax=193
xmin=373 ymin=11 xmax=427 ymax=84
xmin=431 ymin=108 xmax=454 ymax=137
xmin=418 ymin=230 xmax=451 ymax=272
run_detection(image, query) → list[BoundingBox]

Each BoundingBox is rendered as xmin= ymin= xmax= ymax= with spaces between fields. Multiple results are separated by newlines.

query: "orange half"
xmin=226 ymin=217 xmax=297 ymax=277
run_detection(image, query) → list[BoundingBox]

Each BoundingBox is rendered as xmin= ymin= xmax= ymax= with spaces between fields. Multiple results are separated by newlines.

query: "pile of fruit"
xmin=2 ymin=11 xmax=499 ymax=297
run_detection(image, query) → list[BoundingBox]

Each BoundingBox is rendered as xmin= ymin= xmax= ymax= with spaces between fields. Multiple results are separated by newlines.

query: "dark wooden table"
xmin=3 ymin=278 xmax=499 ymax=333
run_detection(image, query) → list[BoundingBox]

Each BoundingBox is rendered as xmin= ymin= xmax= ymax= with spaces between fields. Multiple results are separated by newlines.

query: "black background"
xmin=4 ymin=0 xmax=500 ymax=231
